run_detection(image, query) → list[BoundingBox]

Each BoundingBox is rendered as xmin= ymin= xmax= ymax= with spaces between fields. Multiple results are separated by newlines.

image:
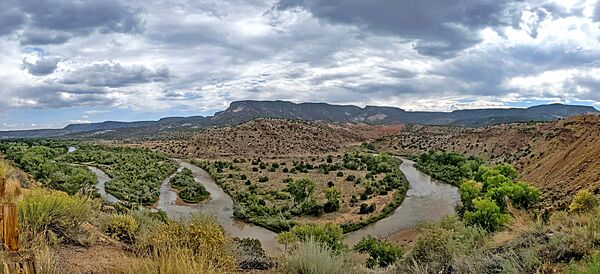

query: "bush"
xmin=18 ymin=189 xmax=96 ymax=246
xmin=280 ymin=239 xmax=354 ymax=274
xmin=336 ymin=171 xmax=344 ymax=177
xmin=568 ymin=254 xmax=600 ymax=274
xmin=323 ymin=187 xmax=341 ymax=213
xmin=353 ymin=235 xmax=403 ymax=268
xmin=258 ymin=176 xmax=269 ymax=183
xmin=232 ymin=238 xmax=273 ymax=270
xmin=135 ymin=213 xmax=235 ymax=270
xmin=463 ymin=197 xmax=508 ymax=232
xmin=102 ymin=214 xmax=139 ymax=243
xmin=346 ymin=175 xmax=356 ymax=181
xmin=569 ymin=189 xmax=599 ymax=213
xmin=277 ymin=223 xmax=345 ymax=251
xmin=405 ymin=216 xmax=486 ymax=273
xmin=359 ymin=203 xmax=376 ymax=214
xmin=286 ymin=178 xmax=315 ymax=205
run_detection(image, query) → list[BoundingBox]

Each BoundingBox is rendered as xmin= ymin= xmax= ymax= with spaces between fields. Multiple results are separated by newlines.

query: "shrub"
xmin=354 ymin=235 xmax=403 ymax=268
xmin=568 ymin=254 xmax=600 ymax=274
xmin=569 ymin=189 xmax=599 ymax=213
xmin=323 ymin=187 xmax=341 ymax=213
xmin=18 ymin=189 xmax=96 ymax=246
xmin=336 ymin=171 xmax=344 ymax=177
xmin=463 ymin=197 xmax=508 ymax=232
xmin=135 ymin=213 xmax=235 ymax=270
xmin=346 ymin=175 xmax=356 ymax=181
xmin=232 ymin=238 xmax=273 ymax=270
xmin=286 ymin=178 xmax=315 ymax=205
xmin=102 ymin=214 xmax=139 ymax=243
xmin=258 ymin=176 xmax=269 ymax=183
xmin=359 ymin=203 xmax=376 ymax=214
xmin=405 ymin=216 xmax=486 ymax=273
xmin=277 ymin=223 xmax=345 ymax=251
xmin=279 ymin=239 xmax=354 ymax=274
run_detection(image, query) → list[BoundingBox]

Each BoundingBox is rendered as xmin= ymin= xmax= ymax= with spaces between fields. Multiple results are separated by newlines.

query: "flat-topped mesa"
xmin=0 ymin=100 xmax=597 ymax=139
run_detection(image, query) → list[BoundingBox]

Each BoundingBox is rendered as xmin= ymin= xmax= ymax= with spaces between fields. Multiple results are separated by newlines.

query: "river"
xmin=90 ymin=158 xmax=459 ymax=255
xmin=343 ymin=158 xmax=460 ymax=246
xmin=88 ymin=166 xmax=122 ymax=204
xmin=156 ymin=160 xmax=281 ymax=254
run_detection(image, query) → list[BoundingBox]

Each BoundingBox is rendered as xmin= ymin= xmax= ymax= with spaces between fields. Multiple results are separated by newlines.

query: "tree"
xmin=286 ymin=178 xmax=315 ymax=205
xmin=354 ymin=235 xmax=403 ymax=268
xmin=460 ymin=180 xmax=482 ymax=211
xmin=463 ymin=197 xmax=508 ymax=232
xmin=323 ymin=187 xmax=341 ymax=213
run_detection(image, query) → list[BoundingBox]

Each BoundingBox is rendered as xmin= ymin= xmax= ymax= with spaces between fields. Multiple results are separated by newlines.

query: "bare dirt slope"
xmin=516 ymin=115 xmax=600 ymax=208
xmin=139 ymin=118 xmax=402 ymax=158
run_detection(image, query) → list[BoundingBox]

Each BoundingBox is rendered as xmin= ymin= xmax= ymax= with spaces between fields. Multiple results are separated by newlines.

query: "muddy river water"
xmin=90 ymin=158 xmax=459 ymax=254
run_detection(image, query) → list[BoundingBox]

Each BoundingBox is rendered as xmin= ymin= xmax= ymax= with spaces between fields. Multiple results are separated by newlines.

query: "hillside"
xmin=137 ymin=119 xmax=403 ymax=158
xmin=374 ymin=114 xmax=600 ymax=208
xmin=0 ymin=101 xmax=596 ymax=139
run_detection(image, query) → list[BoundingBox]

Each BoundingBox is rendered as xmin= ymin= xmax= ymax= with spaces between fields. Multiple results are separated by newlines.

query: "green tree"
xmin=460 ymin=180 xmax=482 ymax=211
xmin=286 ymin=178 xmax=315 ymax=205
xmin=354 ymin=235 xmax=403 ymax=268
xmin=463 ymin=197 xmax=508 ymax=232
xmin=323 ymin=187 xmax=341 ymax=213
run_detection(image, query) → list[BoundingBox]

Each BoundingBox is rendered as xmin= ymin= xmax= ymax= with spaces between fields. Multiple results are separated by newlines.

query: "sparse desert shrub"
xmin=569 ymin=189 xmax=599 ymax=213
xmin=18 ymin=188 xmax=96 ymax=247
xmin=336 ymin=171 xmax=344 ymax=177
xmin=323 ymin=187 xmax=341 ymax=213
xmin=124 ymin=248 xmax=234 ymax=274
xmin=277 ymin=223 xmax=345 ymax=251
xmin=568 ymin=253 xmax=600 ymax=274
xmin=258 ymin=176 xmax=269 ymax=183
xmin=232 ymin=238 xmax=273 ymax=270
xmin=359 ymin=203 xmax=376 ymax=214
xmin=102 ymin=214 xmax=139 ymax=243
xmin=353 ymin=235 xmax=403 ymax=268
xmin=279 ymin=239 xmax=354 ymax=274
xmin=135 ymin=213 xmax=235 ymax=271
xmin=403 ymin=216 xmax=486 ymax=273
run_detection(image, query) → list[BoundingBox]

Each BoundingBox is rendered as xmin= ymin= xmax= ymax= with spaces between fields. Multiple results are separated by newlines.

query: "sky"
xmin=1 ymin=0 xmax=600 ymax=130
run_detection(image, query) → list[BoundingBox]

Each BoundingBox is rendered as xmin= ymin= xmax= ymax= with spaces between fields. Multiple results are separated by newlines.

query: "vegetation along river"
xmin=90 ymin=157 xmax=459 ymax=254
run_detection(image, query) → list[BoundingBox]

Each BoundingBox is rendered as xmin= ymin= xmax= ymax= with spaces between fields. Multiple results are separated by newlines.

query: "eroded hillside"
xmin=139 ymin=119 xmax=402 ymax=158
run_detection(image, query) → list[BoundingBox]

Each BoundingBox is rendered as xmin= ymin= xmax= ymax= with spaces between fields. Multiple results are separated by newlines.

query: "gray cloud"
xmin=595 ymin=2 xmax=600 ymax=22
xmin=21 ymin=56 xmax=62 ymax=76
xmin=0 ymin=0 xmax=144 ymax=45
xmin=274 ymin=0 xmax=523 ymax=58
xmin=0 ymin=1 xmax=25 ymax=36
xmin=60 ymin=63 xmax=171 ymax=88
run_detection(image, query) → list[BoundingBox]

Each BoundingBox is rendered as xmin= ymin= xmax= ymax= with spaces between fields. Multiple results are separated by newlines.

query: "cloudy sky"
xmin=1 ymin=0 xmax=600 ymax=130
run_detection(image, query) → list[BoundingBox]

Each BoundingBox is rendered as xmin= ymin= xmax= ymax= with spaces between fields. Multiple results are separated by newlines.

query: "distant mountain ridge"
xmin=1 ymin=100 xmax=597 ymax=139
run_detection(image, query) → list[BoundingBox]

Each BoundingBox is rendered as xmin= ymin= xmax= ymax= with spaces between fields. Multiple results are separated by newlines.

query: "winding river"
xmin=343 ymin=158 xmax=460 ymax=246
xmin=88 ymin=166 xmax=122 ymax=204
xmin=90 ymin=157 xmax=459 ymax=254
xmin=156 ymin=160 xmax=281 ymax=253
